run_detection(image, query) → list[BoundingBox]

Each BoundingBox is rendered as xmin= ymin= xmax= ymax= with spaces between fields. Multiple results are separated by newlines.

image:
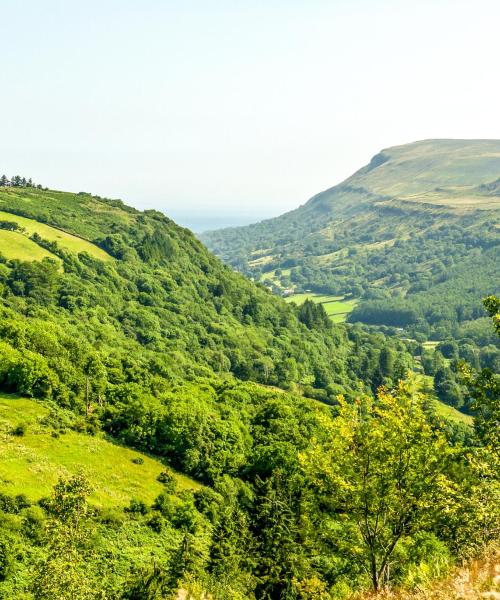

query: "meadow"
xmin=0 ymin=208 xmax=111 ymax=261
xmin=0 ymin=393 xmax=200 ymax=509
xmin=285 ymin=292 xmax=358 ymax=323
xmin=0 ymin=229 xmax=59 ymax=262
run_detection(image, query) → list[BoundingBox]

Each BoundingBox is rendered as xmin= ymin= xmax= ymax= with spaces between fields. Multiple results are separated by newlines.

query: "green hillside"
xmin=0 ymin=180 xmax=497 ymax=599
xmin=0 ymin=393 xmax=199 ymax=508
xmin=0 ymin=207 xmax=111 ymax=261
xmin=202 ymin=139 xmax=500 ymax=346
xmin=0 ymin=184 xmax=416 ymax=406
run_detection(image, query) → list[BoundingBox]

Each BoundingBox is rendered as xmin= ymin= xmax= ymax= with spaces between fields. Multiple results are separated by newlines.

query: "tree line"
xmin=0 ymin=174 xmax=45 ymax=189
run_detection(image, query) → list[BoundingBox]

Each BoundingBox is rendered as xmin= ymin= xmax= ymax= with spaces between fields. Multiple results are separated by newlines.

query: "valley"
xmin=0 ymin=175 xmax=496 ymax=599
xmin=202 ymin=140 xmax=500 ymax=346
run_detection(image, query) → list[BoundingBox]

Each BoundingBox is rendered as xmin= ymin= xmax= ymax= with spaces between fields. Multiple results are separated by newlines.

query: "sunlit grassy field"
xmin=0 ymin=394 xmax=201 ymax=508
xmin=414 ymin=375 xmax=473 ymax=426
xmin=0 ymin=209 xmax=111 ymax=261
xmin=433 ymin=399 xmax=474 ymax=426
xmin=285 ymin=293 xmax=358 ymax=323
xmin=0 ymin=229 xmax=60 ymax=262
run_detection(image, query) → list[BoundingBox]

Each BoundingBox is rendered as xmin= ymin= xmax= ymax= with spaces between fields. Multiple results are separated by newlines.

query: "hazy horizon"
xmin=2 ymin=0 xmax=500 ymax=231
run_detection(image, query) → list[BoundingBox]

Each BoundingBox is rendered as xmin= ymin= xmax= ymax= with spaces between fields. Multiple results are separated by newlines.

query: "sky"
xmin=1 ymin=0 xmax=500 ymax=231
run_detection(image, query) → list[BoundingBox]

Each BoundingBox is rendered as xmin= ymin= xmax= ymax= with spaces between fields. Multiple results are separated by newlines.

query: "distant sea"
xmin=167 ymin=212 xmax=266 ymax=234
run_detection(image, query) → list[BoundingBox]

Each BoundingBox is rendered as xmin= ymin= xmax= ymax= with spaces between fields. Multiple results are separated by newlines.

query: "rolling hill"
xmin=0 ymin=184 xmax=418 ymax=408
xmin=0 ymin=179 xmax=496 ymax=599
xmin=201 ymin=140 xmax=500 ymax=346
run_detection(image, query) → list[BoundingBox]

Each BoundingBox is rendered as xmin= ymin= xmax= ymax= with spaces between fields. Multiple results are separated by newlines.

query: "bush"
xmin=11 ymin=423 xmax=26 ymax=436
xmin=124 ymin=498 xmax=148 ymax=516
xmin=0 ymin=537 xmax=12 ymax=581
xmin=22 ymin=506 xmax=45 ymax=543
xmin=147 ymin=513 xmax=165 ymax=533
xmin=157 ymin=469 xmax=176 ymax=492
xmin=15 ymin=494 xmax=30 ymax=511
xmin=131 ymin=457 xmax=144 ymax=465
xmin=0 ymin=493 xmax=30 ymax=514
xmin=97 ymin=507 xmax=125 ymax=527
xmin=152 ymin=493 xmax=177 ymax=521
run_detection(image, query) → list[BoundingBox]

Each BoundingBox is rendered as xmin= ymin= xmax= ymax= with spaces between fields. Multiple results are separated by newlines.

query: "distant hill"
xmin=201 ymin=140 xmax=500 ymax=346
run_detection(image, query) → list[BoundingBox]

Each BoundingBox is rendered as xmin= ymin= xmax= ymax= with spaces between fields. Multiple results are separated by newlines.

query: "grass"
xmin=434 ymin=399 xmax=474 ymax=426
xmin=285 ymin=293 xmax=358 ymax=323
xmin=422 ymin=341 xmax=440 ymax=350
xmin=415 ymin=375 xmax=473 ymax=426
xmin=355 ymin=547 xmax=500 ymax=599
xmin=0 ymin=230 xmax=60 ymax=262
xmin=0 ymin=209 xmax=111 ymax=261
xmin=0 ymin=394 xmax=201 ymax=508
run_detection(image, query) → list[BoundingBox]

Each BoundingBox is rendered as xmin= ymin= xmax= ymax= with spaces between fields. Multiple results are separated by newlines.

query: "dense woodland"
xmin=0 ymin=187 xmax=498 ymax=598
xmin=203 ymin=204 xmax=499 ymax=345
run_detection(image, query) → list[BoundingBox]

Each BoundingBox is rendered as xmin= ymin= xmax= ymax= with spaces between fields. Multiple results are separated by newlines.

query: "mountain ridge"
xmin=201 ymin=139 xmax=500 ymax=347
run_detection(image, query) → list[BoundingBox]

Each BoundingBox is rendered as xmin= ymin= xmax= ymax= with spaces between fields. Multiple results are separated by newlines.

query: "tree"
xmin=438 ymin=340 xmax=459 ymax=360
xmin=83 ymin=353 xmax=107 ymax=415
xmin=121 ymin=563 xmax=170 ymax=600
xmin=252 ymin=470 xmax=310 ymax=599
xmin=301 ymin=380 xmax=453 ymax=592
xmin=31 ymin=474 xmax=96 ymax=600
xmin=378 ymin=347 xmax=395 ymax=378
xmin=461 ymin=296 xmax=500 ymax=461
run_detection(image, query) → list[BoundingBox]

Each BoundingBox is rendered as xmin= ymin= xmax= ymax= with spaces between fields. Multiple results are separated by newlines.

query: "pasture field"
xmin=414 ymin=375 xmax=473 ymax=426
xmin=0 ymin=209 xmax=111 ymax=261
xmin=0 ymin=229 xmax=60 ymax=262
xmin=434 ymin=399 xmax=474 ymax=426
xmin=0 ymin=394 xmax=200 ymax=508
xmin=422 ymin=341 xmax=440 ymax=350
xmin=285 ymin=292 xmax=358 ymax=323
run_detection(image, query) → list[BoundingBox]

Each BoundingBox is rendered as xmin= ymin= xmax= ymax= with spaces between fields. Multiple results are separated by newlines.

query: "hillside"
xmin=0 ymin=184 xmax=418 ymax=409
xmin=201 ymin=140 xmax=500 ymax=348
xmin=0 ymin=393 xmax=200 ymax=508
xmin=0 ymin=181 xmax=497 ymax=599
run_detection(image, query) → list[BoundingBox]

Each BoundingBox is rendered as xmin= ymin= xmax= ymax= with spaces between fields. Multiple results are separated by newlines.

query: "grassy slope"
xmin=414 ymin=375 xmax=474 ymax=426
xmin=201 ymin=139 xmax=500 ymax=263
xmin=0 ymin=207 xmax=111 ymax=261
xmin=0 ymin=393 xmax=200 ymax=508
xmin=0 ymin=230 xmax=59 ymax=262
xmin=348 ymin=139 xmax=500 ymax=202
xmin=285 ymin=293 xmax=358 ymax=323
xmin=434 ymin=399 xmax=473 ymax=426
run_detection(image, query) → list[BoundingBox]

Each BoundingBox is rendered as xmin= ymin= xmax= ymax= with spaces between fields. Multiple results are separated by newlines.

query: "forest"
xmin=0 ymin=185 xmax=498 ymax=599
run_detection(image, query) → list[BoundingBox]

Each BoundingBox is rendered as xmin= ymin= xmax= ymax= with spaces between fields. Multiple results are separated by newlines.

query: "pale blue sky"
xmin=1 ymin=0 xmax=500 ymax=230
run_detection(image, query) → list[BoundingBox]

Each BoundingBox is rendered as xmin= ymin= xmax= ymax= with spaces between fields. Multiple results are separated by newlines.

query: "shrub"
xmin=0 ymin=494 xmax=17 ymax=514
xmin=21 ymin=506 xmax=45 ymax=544
xmin=11 ymin=423 xmax=26 ymax=436
xmin=0 ymin=537 xmax=12 ymax=581
xmin=147 ymin=513 xmax=165 ymax=533
xmin=152 ymin=493 xmax=177 ymax=521
xmin=124 ymin=498 xmax=148 ymax=516
xmin=157 ymin=469 xmax=176 ymax=492
xmin=97 ymin=507 xmax=125 ymax=527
